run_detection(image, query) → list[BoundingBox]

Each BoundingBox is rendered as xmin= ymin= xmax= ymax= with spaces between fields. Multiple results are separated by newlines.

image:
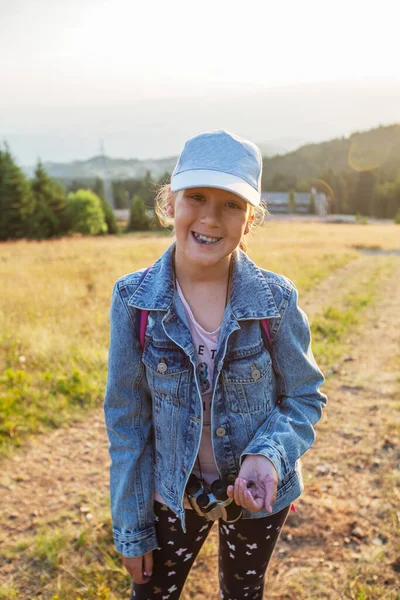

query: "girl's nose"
xmin=200 ymin=204 xmax=221 ymax=226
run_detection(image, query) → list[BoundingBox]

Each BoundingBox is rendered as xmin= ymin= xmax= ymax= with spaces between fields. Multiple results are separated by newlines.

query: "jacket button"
xmin=252 ymin=368 xmax=261 ymax=381
xmin=216 ymin=427 xmax=226 ymax=437
xmin=227 ymin=473 xmax=236 ymax=483
xmin=157 ymin=360 xmax=168 ymax=374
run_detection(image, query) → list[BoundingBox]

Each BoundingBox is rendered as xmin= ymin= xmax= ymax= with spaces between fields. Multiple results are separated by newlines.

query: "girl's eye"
xmin=191 ymin=194 xmax=204 ymax=201
xmin=226 ymin=202 xmax=241 ymax=209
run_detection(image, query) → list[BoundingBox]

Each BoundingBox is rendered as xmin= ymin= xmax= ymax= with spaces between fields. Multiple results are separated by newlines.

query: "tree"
xmin=93 ymin=177 xmax=118 ymax=234
xmin=111 ymin=172 xmax=158 ymax=210
xmin=287 ymin=189 xmax=297 ymax=213
xmin=137 ymin=170 xmax=155 ymax=208
xmin=30 ymin=161 xmax=68 ymax=238
xmin=112 ymin=182 xmax=130 ymax=209
xmin=372 ymin=178 xmax=400 ymax=218
xmin=101 ymin=197 xmax=118 ymax=234
xmin=0 ymin=144 xmax=35 ymax=240
xmin=67 ymin=189 xmax=108 ymax=235
xmin=157 ymin=171 xmax=171 ymax=185
xmin=352 ymin=170 xmax=375 ymax=216
xmin=93 ymin=177 xmax=105 ymax=200
xmin=127 ymin=195 xmax=150 ymax=231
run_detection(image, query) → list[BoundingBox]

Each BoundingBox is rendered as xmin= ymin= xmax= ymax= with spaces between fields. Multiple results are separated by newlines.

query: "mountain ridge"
xmin=22 ymin=124 xmax=400 ymax=184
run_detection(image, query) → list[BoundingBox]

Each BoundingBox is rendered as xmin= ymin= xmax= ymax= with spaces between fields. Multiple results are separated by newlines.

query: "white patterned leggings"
xmin=131 ymin=500 xmax=291 ymax=600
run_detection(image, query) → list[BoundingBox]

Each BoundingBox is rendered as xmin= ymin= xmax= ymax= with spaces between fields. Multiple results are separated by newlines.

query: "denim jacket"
xmin=104 ymin=243 xmax=327 ymax=558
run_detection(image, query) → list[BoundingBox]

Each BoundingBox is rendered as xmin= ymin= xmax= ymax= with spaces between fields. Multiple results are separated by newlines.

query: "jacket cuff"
xmin=113 ymin=525 xmax=158 ymax=558
xmin=240 ymin=436 xmax=290 ymax=483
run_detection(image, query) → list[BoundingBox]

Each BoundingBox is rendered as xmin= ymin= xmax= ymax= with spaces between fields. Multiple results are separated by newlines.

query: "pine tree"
xmin=93 ymin=177 xmax=105 ymax=200
xmin=138 ymin=170 xmax=155 ymax=208
xmin=101 ymin=197 xmax=118 ymax=234
xmin=127 ymin=195 xmax=150 ymax=231
xmin=0 ymin=144 xmax=35 ymax=240
xmin=31 ymin=161 xmax=68 ymax=238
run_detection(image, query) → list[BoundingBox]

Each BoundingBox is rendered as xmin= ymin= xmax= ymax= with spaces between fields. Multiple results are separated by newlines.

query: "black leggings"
xmin=131 ymin=500 xmax=291 ymax=600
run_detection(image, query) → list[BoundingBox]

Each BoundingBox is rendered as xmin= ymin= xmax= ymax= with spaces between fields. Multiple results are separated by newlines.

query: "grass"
xmin=2 ymin=223 xmax=396 ymax=455
xmin=311 ymin=258 xmax=396 ymax=368
xmin=0 ymin=223 xmax=395 ymax=455
xmin=0 ymin=223 xmax=366 ymax=455
xmin=0 ymin=507 xmax=132 ymax=600
xmin=0 ymin=367 xmax=102 ymax=454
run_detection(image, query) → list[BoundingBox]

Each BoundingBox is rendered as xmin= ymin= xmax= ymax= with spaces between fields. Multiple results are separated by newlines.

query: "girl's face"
xmin=168 ymin=187 xmax=253 ymax=270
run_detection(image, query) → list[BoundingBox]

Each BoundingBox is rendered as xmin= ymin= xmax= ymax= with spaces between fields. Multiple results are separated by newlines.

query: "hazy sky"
xmin=1 ymin=0 xmax=400 ymax=163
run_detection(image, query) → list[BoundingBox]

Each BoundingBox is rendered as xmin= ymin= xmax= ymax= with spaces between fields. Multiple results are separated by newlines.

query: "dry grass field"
xmin=0 ymin=222 xmax=399 ymax=599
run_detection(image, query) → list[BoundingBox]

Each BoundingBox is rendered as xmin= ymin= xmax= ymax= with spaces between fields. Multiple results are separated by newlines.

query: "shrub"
xmin=355 ymin=213 xmax=369 ymax=225
xmin=67 ymin=189 xmax=107 ymax=235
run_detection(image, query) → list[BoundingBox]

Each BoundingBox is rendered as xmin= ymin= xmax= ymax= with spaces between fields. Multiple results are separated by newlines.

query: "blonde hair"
xmin=154 ymin=182 xmax=267 ymax=253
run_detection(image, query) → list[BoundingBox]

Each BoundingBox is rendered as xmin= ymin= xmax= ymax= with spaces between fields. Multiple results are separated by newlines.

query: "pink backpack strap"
xmin=139 ymin=310 xmax=149 ymax=350
xmin=260 ymin=319 xmax=271 ymax=349
xmin=134 ymin=266 xmax=151 ymax=350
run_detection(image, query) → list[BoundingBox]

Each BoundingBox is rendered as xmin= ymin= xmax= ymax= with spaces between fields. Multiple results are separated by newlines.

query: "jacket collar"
xmin=127 ymin=243 xmax=280 ymax=320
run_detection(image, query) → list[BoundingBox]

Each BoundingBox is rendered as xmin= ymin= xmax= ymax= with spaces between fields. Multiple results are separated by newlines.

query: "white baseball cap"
xmin=170 ymin=129 xmax=263 ymax=207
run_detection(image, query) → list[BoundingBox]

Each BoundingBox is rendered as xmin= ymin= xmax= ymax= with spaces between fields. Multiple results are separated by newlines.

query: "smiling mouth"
xmin=192 ymin=231 xmax=222 ymax=245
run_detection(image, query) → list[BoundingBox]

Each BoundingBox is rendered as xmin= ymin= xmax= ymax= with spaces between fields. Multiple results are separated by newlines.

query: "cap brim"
xmin=170 ymin=170 xmax=260 ymax=207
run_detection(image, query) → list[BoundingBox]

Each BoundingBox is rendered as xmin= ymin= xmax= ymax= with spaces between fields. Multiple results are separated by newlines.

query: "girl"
xmin=104 ymin=130 xmax=327 ymax=599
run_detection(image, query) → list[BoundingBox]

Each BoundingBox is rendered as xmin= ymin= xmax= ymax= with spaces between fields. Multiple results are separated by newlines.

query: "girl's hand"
xmin=227 ymin=455 xmax=278 ymax=513
xmin=122 ymin=551 xmax=153 ymax=584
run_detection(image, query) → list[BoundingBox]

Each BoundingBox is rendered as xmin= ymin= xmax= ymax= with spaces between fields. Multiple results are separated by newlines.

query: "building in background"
xmin=262 ymin=189 xmax=328 ymax=216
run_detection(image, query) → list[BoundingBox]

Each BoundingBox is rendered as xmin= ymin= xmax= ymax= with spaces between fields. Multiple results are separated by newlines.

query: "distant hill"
xmin=23 ymin=124 xmax=400 ymax=188
xmin=261 ymin=124 xmax=400 ymax=188
xmin=23 ymin=155 xmax=177 ymax=181
xmin=22 ymin=143 xmax=297 ymax=180
xmin=257 ymin=138 xmax=306 ymax=157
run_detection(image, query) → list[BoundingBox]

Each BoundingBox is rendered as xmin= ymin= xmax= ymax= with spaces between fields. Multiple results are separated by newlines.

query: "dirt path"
xmin=263 ymin=257 xmax=400 ymax=599
xmin=1 ymin=255 xmax=399 ymax=599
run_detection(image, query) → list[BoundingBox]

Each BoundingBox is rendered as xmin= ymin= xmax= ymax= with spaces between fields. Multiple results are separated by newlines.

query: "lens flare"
xmin=311 ymin=179 xmax=335 ymax=207
xmin=348 ymin=125 xmax=400 ymax=172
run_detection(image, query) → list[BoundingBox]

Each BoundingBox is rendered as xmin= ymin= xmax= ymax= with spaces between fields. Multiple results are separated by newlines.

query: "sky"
xmin=1 ymin=0 xmax=400 ymax=163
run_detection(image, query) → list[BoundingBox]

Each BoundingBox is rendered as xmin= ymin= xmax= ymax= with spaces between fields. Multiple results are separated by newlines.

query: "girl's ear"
xmin=244 ymin=213 xmax=255 ymax=235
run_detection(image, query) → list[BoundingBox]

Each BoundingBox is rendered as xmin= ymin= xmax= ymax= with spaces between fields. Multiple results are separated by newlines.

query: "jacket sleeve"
xmin=240 ymin=284 xmax=327 ymax=483
xmin=104 ymin=281 xmax=157 ymax=558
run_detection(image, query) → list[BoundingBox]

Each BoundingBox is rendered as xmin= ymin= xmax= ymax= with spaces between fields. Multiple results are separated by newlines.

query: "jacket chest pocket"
xmin=142 ymin=342 xmax=190 ymax=406
xmin=222 ymin=346 xmax=272 ymax=413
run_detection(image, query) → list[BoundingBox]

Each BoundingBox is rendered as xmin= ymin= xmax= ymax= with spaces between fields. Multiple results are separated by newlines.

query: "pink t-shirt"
xmin=154 ymin=281 xmax=221 ymax=508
